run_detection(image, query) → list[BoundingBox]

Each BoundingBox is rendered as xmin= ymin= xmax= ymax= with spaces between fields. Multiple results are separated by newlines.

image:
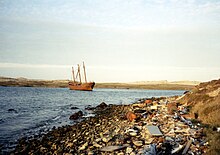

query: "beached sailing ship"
xmin=68 ymin=62 xmax=95 ymax=91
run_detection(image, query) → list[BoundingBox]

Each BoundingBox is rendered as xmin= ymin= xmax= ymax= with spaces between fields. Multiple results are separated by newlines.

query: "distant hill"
xmin=130 ymin=80 xmax=200 ymax=85
xmin=0 ymin=76 xmax=199 ymax=90
xmin=0 ymin=76 xmax=69 ymax=88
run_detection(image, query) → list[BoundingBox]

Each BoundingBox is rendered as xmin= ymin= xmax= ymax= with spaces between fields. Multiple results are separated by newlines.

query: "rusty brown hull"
xmin=68 ymin=82 xmax=95 ymax=91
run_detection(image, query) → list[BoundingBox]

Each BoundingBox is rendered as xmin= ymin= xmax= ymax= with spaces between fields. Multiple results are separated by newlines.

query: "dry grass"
xmin=179 ymin=79 xmax=220 ymax=154
xmin=204 ymin=128 xmax=220 ymax=155
xmin=95 ymin=83 xmax=194 ymax=90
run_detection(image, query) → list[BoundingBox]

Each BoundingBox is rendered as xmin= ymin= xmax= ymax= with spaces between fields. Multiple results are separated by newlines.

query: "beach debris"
xmin=100 ymin=145 xmax=128 ymax=152
xmin=145 ymin=99 xmax=152 ymax=104
xmin=182 ymin=139 xmax=193 ymax=154
xmin=126 ymin=111 xmax=137 ymax=122
xmin=142 ymin=144 xmax=157 ymax=155
xmin=146 ymin=125 xmax=163 ymax=136
xmin=13 ymin=95 xmax=209 ymax=154
xmin=171 ymin=144 xmax=184 ymax=154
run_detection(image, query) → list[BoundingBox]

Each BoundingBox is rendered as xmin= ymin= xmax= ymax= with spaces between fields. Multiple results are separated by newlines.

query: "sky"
xmin=0 ymin=0 xmax=220 ymax=82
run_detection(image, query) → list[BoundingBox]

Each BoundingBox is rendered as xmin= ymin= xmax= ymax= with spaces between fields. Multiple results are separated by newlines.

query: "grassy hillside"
xmin=179 ymin=79 xmax=220 ymax=154
xmin=179 ymin=79 xmax=220 ymax=126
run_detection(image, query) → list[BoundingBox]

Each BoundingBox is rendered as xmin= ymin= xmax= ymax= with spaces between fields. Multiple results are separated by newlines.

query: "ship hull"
xmin=68 ymin=82 xmax=95 ymax=91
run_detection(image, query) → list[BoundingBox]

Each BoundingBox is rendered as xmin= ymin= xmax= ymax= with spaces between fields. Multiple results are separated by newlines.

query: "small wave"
xmin=52 ymin=116 xmax=61 ymax=121
xmin=83 ymin=113 xmax=95 ymax=118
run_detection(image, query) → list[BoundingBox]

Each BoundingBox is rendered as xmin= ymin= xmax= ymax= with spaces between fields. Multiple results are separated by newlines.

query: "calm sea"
xmin=0 ymin=86 xmax=184 ymax=153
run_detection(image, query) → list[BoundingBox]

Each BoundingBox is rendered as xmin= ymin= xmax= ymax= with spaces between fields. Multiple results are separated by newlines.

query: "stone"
xmin=69 ymin=111 xmax=83 ymax=120
xmin=88 ymin=151 xmax=94 ymax=155
xmin=70 ymin=106 xmax=79 ymax=110
xmin=134 ymin=109 xmax=147 ymax=113
xmin=78 ymin=142 xmax=88 ymax=151
xmin=145 ymin=99 xmax=152 ymax=104
xmin=100 ymin=145 xmax=128 ymax=152
xmin=133 ymin=140 xmax=143 ymax=147
xmin=126 ymin=147 xmax=133 ymax=154
xmin=66 ymin=142 xmax=73 ymax=148
xmin=102 ymin=137 xmax=111 ymax=143
xmin=96 ymin=102 xmax=108 ymax=109
xmin=126 ymin=111 xmax=137 ymax=122
xmin=93 ymin=142 xmax=102 ymax=148
xmin=129 ymin=132 xmax=137 ymax=136
xmin=167 ymin=102 xmax=177 ymax=114
xmin=8 ymin=108 xmax=17 ymax=113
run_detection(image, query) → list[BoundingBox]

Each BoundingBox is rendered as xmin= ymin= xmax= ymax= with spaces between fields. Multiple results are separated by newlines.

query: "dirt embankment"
xmin=179 ymin=79 xmax=220 ymax=155
xmin=179 ymin=79 xmax=220 ymax=126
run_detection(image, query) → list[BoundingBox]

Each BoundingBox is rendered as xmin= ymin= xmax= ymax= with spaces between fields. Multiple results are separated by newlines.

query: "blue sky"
xmin=0 ymin=0 xmax=220 ymax=82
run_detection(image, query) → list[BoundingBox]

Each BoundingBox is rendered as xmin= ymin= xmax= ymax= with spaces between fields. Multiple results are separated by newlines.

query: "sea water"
xmin=0 ymin=86 xmax=184 ymax=153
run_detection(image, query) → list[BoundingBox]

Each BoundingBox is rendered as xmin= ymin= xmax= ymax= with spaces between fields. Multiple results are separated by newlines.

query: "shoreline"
xmin=0 ymin=77 xmax=197 ymax=90
xmin=11 ymin=95 xmax=208 ymax=154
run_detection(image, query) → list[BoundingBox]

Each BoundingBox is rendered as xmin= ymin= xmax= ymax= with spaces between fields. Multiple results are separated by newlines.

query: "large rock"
xmin=96 ymin=102 xmax=108 ymax=109
xmin=69 ymin=111 xmax=83 ymax=120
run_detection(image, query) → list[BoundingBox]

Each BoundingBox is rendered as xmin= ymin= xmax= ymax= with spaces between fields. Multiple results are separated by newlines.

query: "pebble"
xmin=93 ymin=142 xmax=102 ymax=148
xmin=102 ymin=137 xmax=111 ymax=143
xmin=133 ymin=141 xmax=143 ymax=147
xmin=126 ymin=147 xmax=133 ymax=154
xmin=129 ymin=132 xmax=137 ymax=136
xmin=78 ymin=142 xmax=88 ymax=151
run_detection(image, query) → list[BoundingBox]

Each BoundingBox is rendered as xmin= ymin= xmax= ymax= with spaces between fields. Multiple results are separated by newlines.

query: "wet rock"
xmin=70 ymin=106 xmax=79 ymax=110
xmin=69 ymin=111 xmax=83 ymax=120
xmin=96 ymin=102 xmax=108 ymax=109
xmin=8 ymin=108 xmax=17 ymax=113
xmin=85 ymin=105 xmax=95 ymax=110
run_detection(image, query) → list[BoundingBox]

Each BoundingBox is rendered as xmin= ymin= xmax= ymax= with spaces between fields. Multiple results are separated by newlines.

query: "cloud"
xmin=0 ymin=63 xmax=71 ymax=69
xmin=1 ymin=0 xmax=220 ymax=28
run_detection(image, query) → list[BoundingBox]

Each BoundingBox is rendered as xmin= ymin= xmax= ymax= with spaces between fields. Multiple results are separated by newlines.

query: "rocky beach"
xmin=10 ymin=79 xmax=220 ymax=155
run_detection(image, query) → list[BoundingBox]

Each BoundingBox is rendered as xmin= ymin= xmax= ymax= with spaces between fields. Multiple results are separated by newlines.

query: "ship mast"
xmin=78 ymin=64 xmax=82 ymax=83
xmin=83 ymin=61 xmax=87 ymax=83
xmin=72 ymin=67 xmax=76 ymax=82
